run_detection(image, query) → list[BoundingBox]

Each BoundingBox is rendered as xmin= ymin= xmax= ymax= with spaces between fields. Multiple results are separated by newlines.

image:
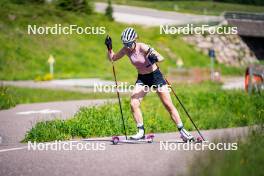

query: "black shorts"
xmin=136 ymin=69 xmax=167 ymax=88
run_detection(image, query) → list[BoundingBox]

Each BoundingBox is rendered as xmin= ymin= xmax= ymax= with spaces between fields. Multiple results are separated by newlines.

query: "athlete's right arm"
xmin=108 ymin=48 xmax=126 ymax=62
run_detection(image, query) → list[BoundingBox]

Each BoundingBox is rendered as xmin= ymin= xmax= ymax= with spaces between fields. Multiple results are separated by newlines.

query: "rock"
xmin=183 ymin=33 xmax=258 ymax=67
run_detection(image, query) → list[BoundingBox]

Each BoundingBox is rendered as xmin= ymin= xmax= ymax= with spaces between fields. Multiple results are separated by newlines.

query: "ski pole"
xmin=156 ymin=63 xmax=206 ymax=141
xmin=105 ymin=35 xmax=127 ymax=139
xmin=111 ymin=60 xmax=128 ymax=140
xmin=164 ymin=78 xmax=205 ymax=141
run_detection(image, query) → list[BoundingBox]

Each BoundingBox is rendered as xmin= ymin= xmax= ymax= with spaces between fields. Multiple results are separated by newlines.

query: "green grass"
xmin=23 ymin=82 xmax=264 ymax=142
xmin=186 ymin=125 xmax=264 ymax=176
xmin=0 ymin=85 xmax=117 ymax=110
xmin=0 ymin=86 xmax=16 ymax=110
xmin=97 ymin=0 xmax=264 ymax=16
xmin=0 ymin=1 xmax=245 ymax=82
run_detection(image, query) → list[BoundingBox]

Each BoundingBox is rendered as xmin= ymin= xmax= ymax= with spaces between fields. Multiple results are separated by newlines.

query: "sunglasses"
xmin=123 ymin=41 xmax=135 ymax=48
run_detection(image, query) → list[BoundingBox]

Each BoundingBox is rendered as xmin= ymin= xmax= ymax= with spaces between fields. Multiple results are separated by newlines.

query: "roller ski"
xmin=179 ymin=127 xmax=203 ymax=143
xmin=111 ymin=134 xmax=155 ymax=145
xmin=112 ymin=124 xmax=155 ymax=145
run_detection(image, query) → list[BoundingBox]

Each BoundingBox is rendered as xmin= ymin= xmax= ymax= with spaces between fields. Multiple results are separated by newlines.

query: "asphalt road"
xmin=0 ymin=99 xmax=250 ymax=176
xmin=1 ymin=79 xmax=116 ymax=93
xmin=0 ymin=99 xmax=115 ymax=145
xmin=1 ymin=76 xmax=245 ymax=93
xmin=95 ymin=2 xmax=223 ymax=26
xmin=0 ymin=127 xmax=250 ymax=176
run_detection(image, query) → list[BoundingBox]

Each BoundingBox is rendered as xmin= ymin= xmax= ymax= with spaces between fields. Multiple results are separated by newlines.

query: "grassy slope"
xmin=23 ymin=83 xmax=264 ymax=142
xmin=97 ymin=0 xmax=264 ymax=15
xmin=0 ymin=1 xmax=244 ymax=82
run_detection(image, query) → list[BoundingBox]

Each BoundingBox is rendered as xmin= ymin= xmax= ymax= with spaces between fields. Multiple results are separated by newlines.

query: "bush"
xmin=34 ymin=73 xmax=53 ymax=81
xmin=141 ymin=0 xmax=264 ymax=6
xmin=215 ymin=0 xmax=264 ymax=6
xmin=0 ymin=85 xmax=16 ymax=110
xmin=11 ymin=0 xmax=45 ymax=4
xmin=56 ymin=0 xmax=93 ymax=14
xmin=23 ymin=84 xmax=264 ymax=142
xmin=105 ymin=0 xmax=114 ymax=21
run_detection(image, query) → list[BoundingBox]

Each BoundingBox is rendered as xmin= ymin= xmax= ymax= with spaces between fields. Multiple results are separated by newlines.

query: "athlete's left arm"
xmin=141 ymin=44 xmax=164 ymax=63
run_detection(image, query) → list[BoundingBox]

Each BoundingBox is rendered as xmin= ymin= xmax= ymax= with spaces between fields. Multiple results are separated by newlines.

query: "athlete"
xmin=105 ymin=27 xmax=194 ymax=141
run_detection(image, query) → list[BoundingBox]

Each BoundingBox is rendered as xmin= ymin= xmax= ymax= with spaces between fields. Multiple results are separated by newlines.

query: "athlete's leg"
xmin=130 ymin=84 xmax=148 ymax=123
xmin=130 ymin=84 xmax=148 ymax=139
xmin=157 ymin=85 xmax=194 ymax=141
xmin=156 ymin=85 xmax=182 ymax=124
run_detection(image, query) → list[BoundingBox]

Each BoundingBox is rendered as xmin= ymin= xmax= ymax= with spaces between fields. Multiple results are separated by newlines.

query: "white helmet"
xmin=121 ymin=27 xmax=137 ymax=43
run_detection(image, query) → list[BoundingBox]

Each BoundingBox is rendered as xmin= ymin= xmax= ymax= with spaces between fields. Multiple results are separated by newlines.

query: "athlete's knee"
xmin=130 ymin=98 xmax=140 ymax=110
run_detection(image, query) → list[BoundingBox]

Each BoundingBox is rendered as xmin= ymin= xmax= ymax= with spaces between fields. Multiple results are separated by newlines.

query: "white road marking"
xmin=0 ymin=140 xmax=81 ymax=153
xmin=0 ymin=147 xmax=27 ymax=153
xmin=16 ymin=109 xmax=62 ymax=115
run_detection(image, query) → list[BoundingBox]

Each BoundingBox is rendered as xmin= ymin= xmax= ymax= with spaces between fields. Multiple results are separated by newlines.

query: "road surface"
xmin=0 ymin=99 xmax=251 ymax=176
xmin=0 ymin=99 xmax=115 ymax=145
xmin=0 ymin=126 xmax=250 ymax=176
xmin=1 ymin=79 xmax=116 ymax=93
xmin=1 ymin=76 xmax=246 ymax=94
xmin=95 ymin=2 xmax=223 ymax=26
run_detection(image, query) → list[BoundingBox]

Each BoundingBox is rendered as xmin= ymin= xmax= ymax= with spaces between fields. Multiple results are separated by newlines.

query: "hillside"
xmin=0 ymin=1 xmax=243 ymax=82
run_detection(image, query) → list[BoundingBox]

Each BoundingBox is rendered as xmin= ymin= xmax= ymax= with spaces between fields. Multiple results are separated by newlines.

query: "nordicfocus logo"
xmin=160 ymin=141 xmax=238 ymax=151
xmin=27 ymin=24 xmax=106 ymax=35
xmin=160 ymin=24 xmax=238 ymax=35
xmin=94 ymin=83 xmax=172 ymax=93
xmin=27 ymin=141 xmax=106 ymax=151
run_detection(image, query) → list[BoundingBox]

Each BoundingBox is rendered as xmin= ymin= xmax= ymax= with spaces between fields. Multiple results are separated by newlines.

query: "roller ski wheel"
xmin=112 ymin=136 xmax=119 ymax=145
xmin=146 ymin=134 xmax=154 ymax=143
xmin=180 ymin=135 xmax=203 ymax=143
xmin=196 ymin=136 xmax=203 ymax=143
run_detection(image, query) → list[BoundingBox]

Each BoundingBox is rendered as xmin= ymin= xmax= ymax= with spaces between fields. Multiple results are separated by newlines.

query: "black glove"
xmin=105 ymin=35 xmax=112 ymax=51
xmin=147 ymin=48 xmax=158 ymax=64
xmin=148 ymin=53 xmax=158 ymax=64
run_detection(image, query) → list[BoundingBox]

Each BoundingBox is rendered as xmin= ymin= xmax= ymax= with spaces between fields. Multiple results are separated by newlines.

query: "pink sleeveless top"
xmin=126 ymin=43 xmax=153 ymax=74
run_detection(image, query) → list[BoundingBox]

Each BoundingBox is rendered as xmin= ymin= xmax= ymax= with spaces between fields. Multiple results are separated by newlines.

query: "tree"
xmin=56 ymin=0 xmax=93 ymax=14
xmin=105 ymin=0 xmax=114 ymax=21
xmin=11 ymin=0 xmax=45 ymax=4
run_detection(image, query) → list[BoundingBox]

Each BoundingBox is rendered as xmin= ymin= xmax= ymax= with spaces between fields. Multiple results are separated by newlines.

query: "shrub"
xmin=11 ymin=0 xmax=45 ymax=4
xmin=0 ymin=85 xmax=16 ymax=110
xmin=34 ymin=73 xmax=53 ymax=81
xmin=23 ymin=85 xmax=264 ymax=142
xmin=105 ymin=0 xmax=114 ymax=21
xmin=215 ymin=0 xmax=264 ymax=6
xmin=56 ymin=0 xmax=93 ymax=14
